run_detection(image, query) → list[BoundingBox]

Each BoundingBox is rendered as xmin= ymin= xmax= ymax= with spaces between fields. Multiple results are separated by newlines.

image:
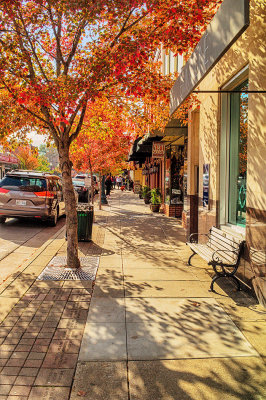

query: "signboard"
xmin=152 ymin=142 xmax=165 ymax=159
xmin=203 ymin=164 xmax=210 ymax=208
xmin=84 ymin=177 xmax=92 ymax=187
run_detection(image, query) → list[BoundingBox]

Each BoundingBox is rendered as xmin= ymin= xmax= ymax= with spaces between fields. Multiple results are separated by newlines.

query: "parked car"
xmin=0 ymin=170 xmax=65 ymax=226
xmin=74 ymin=174 xmax=99 ymax=194
xmin=72 ymin=179 xmax=90 ymax=203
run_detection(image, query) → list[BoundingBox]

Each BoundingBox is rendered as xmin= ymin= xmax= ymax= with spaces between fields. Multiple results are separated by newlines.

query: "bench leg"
xmin=210 ymin=274 xmax=221 ymax=292
xmin=210 ymin=274 xmax=241 ymax=292
xmin=188 ymin=251 xmax=196 ymax=266
xmin=231 ymin=275 xmax=241 ymax=291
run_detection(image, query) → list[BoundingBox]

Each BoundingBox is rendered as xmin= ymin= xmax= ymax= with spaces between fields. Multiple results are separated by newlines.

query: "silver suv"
xmin=0 ymin=170 xmax=65 ymax=226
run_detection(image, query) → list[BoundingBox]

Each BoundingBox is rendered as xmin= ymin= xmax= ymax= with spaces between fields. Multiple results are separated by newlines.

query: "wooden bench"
xmin=186 ymin=227 xmax=245 ymax=291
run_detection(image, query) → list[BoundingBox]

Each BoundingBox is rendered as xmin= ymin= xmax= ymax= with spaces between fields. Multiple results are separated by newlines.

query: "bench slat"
xmin=211 ymin=227 xmax=242 ymax=245
xmin=209 ymin=229 xmax=240 ymax=250
xmin=187 ymin=243 xmax=237 ymax=265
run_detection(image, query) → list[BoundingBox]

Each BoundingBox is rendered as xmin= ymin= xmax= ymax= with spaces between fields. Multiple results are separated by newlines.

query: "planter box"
xmin=150 ymin=204 xmax=160 ymax=212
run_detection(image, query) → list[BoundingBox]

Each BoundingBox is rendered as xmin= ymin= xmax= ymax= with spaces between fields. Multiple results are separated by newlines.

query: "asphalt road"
xmin=0 ymin=216 xmax=65 ymax=285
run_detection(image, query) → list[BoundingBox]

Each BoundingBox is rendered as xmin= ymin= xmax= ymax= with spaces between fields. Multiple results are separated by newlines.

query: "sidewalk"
xmin=0 ymin=190 xmax=265 ymax=399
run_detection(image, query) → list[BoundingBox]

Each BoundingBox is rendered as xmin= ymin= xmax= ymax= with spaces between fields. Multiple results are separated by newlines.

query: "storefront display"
xmin=164 ymin=145 xmax=185 ymax=206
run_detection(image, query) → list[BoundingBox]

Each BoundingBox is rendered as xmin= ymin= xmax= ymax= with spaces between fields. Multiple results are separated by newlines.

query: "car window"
xmin=73 ymin=180 xmax=85 ymax=186
xmin=0 ymin=176 xmax=47 ymax=192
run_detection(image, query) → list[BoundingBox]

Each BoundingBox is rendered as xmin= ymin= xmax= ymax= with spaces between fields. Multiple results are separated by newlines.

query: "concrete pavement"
xmin=0 ymin=190 xmax=265 ymax=399
xmin=72 ymin=191 xmax=266 ymax=400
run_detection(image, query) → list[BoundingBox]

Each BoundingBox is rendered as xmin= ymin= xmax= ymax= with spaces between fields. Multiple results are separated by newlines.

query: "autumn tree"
xmin=0 ymin=0 xmax=221 ymax=268
xmin=15 ymin=145 xmax=39 ymax=170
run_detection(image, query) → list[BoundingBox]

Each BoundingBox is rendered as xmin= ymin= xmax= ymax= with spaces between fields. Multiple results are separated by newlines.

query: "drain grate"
xmin=37 ymin=256 xmax=99 ymax=281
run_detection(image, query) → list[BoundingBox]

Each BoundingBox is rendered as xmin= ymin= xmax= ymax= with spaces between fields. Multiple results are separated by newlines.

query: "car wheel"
xmin=49 ymin=208 xmax=58 ymax=227
xmin=0 ymin=217 xmax=6 ymax=224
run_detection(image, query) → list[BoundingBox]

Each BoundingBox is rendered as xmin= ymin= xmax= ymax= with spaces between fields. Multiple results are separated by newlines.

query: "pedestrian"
xmin=116 ymin=176 xmax=122 ymax=188
xmin=105 ymin=174 xmax=112 ymax=196
xmin=111 ymin=176 xmax=116 ymax=189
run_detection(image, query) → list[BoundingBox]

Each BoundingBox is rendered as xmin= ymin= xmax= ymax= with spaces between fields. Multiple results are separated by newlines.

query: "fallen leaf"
xmin=77 ymin=390 xmax=87 ymax=397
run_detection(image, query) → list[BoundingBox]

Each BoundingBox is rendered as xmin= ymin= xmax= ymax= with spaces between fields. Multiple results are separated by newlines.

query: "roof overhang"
xmin=170 ymin=0 xmax=250 ymax=115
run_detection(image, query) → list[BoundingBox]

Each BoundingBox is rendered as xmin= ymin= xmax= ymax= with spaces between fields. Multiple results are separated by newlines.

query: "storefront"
xmin=170 ymin=0 xmax=265 ymax=304
xmin=158 ymin=120 xmax=187 ymax=217
xmin=0 ymin=152 xmax=19 ymax=179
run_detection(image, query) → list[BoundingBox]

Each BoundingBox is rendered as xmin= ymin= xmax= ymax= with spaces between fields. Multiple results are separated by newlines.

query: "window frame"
xmin=219 ymin=65 xmax=249 ymax=236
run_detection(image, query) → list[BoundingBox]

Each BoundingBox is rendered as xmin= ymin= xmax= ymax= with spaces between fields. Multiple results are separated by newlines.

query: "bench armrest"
xmin=212 ymin=249 xmax=239 ymax=263
xmin=189 ymin=233 xmax=209 ymax=243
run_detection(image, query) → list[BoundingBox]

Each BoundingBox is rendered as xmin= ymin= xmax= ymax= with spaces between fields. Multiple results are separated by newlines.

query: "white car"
xmin=74 ymin=174 xmax=99 ymax=194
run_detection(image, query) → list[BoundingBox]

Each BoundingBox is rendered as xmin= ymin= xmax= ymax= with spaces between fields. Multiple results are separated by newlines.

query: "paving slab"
xmin=125 ymin=297 xmax=220 ymax=323
xmin=124 ymin=267 xmax=197 ymax=281
xmin=99 ymin=256 xmax=123 ymax=269
xmin=70 ymin=361 xmax=128 ymax=400
xmin=79 ymin=322 xmax=127 ymax=361
xmin=93 ymin=281 xmax=125 ymax=298
xmin=124 ymin=280 xmax=211 ymax=298
xmin=28 ymin=386 xmax=70 ymax=400
xmin=125 ymin=297 xmax=258 ymax=360
xmin=0 ymin=298 xmax=19 ymax=323
xmin=234 ymin=320 xmax=266 ymax=357
xmin=87 ymin=297 xmax=125 ymax=323
xmin=128 ymin=358 xmax=266 ymax=400
xmin=35 ymin=368 xmax=75 ymax=386
xmin=216 ymin=297 xmax=266 ymax=322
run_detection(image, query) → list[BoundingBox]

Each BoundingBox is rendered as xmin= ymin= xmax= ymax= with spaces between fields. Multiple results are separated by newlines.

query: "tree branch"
xmin=69 ymin=101 xmax=88 ymax=144
xmin=17 ymin=8 xmax=50 ymax=83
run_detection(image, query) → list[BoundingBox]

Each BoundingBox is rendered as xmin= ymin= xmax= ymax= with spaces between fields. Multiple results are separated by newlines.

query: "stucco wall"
xmin=186 ymin=0 xmax=265 ymax=295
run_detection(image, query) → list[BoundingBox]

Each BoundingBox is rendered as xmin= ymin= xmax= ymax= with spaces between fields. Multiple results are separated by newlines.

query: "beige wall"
xmin=195 ymin=0 xmax=266 ymax=212
xmin=185 ymin=0 xmax=265 ymax=295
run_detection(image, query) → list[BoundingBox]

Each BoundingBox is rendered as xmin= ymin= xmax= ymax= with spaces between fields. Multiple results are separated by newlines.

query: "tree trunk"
xmin=58 ymin=142 xmax=80 ymax=269
xmin=99 ymin=173 xmax=102 ymax=210
xmin=88 ymin=158 xmax=94 ymax=205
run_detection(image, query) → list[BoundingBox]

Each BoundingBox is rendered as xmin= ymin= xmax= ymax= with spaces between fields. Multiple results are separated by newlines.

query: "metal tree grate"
xmin=37 ymin=256 xmax=99 ymax=281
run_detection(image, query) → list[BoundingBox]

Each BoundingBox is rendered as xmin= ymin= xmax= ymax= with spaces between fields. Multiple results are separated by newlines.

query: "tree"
xmin=37 ymin=154 xmax=51 ymax=171
xmin=0 ymin=0 xmax=221 ymax=268
xmin=15 ymin=145 xmax=39 ymax=170
xmin=70 ymin=98 xmax=133 ymax=204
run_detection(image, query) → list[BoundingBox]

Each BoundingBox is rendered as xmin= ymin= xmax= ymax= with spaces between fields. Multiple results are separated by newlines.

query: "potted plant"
xmin=150 ymin=188 xmax=162 ymax=212
xmin=142 ymin=185 xmax=151 ymax=204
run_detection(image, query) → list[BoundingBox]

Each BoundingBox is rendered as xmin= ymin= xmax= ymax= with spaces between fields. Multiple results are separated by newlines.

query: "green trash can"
xmin=77 ymin=204 xmax=94 ymax=242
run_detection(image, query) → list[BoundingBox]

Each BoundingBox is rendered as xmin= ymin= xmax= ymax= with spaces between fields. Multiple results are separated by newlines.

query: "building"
xmin=0 ymin=149 xmax=19 ymax=178
xmin=129 ymin=0 xmax=265 ymax=305
xmin=170 ymin=0 xmax=265 ymax=304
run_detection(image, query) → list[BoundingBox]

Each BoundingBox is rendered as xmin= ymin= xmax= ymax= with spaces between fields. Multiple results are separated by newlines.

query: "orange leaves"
xmin=0 ymin=0 xmax=221 ymax=150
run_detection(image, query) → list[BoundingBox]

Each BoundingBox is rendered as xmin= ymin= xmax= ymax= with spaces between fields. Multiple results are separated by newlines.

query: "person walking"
xmin=116 ymin=176 xmax=122 ymax=188
xmin=105 ymin=174 xmax=112 ymax=196
xmin=112 ymin=176 xmax=116 ymax=189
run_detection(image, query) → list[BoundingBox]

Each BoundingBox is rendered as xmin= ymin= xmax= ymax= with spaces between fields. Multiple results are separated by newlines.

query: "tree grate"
xmin=37 ymin=256 xmax=99 ymax=281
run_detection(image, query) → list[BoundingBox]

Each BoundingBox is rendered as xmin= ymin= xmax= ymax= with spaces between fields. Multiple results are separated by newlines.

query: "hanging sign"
xmin=203 ymin=164 xmax=210 ymax=208
xmin=152 ymin=142 xmax=165 ymax=159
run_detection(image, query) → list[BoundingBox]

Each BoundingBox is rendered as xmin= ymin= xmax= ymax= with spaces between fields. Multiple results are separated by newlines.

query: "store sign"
xmin=203 ymin=164 xmax=210 ymax=208
xmin=152 ymin=142 xmax=165 ymax=159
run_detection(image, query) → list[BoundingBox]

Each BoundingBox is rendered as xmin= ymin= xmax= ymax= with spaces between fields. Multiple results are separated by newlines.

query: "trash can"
xmin=77 ymin=204 xmax=94 ymax=242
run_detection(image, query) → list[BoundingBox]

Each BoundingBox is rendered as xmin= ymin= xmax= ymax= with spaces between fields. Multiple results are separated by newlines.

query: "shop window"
xmin=228 ymin=80 xmax=248 ymax=226
xmin=220 ymin=67 xmax=248 ymax=231
xmin=164 ymin=145 xmax=185 ymax=205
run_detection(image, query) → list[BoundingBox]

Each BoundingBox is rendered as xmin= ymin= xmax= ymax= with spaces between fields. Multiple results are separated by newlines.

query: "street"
xmin=0 ymin=217 xmax=65 ymax=286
